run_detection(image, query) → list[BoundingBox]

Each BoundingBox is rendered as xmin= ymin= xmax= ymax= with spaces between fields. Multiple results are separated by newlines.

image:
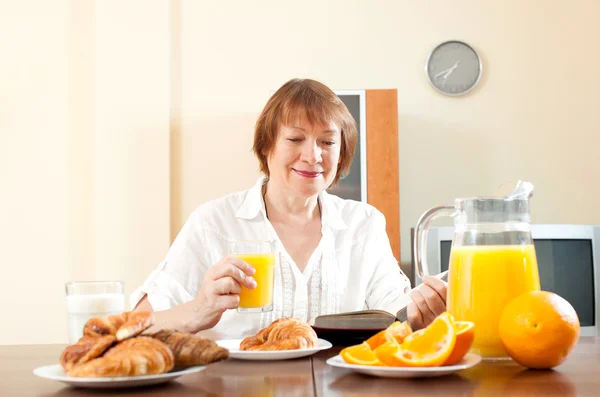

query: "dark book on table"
xmin=308 ymin=309 xmax=407 ymax=345
xmin=308 ymin=271 xmax=447 ymax=343
xmin=308 ymin=309 xmax=406 ymax=330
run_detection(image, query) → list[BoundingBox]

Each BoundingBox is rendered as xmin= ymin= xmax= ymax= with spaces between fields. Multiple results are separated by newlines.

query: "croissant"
xmin=240 ymin=318 xmax=318 ymax=351
xmin=83 ymin=311 xmax=153 ymax=341
xmin=150 ymin=329 xmax=229 ymax=367
xmin=67 ymin=337 xmax=174 ymax=377
xmin=59 ymin=335 xmax=116 ymax=372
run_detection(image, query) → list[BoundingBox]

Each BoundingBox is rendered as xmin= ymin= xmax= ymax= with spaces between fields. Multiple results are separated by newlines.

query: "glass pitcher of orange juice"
xmin=414 ymin=181 xmax=541 ymax=360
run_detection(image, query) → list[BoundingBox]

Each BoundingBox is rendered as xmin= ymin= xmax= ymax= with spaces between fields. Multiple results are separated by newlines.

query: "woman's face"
xmin=266 ymin=116 xmax=342 ymax=198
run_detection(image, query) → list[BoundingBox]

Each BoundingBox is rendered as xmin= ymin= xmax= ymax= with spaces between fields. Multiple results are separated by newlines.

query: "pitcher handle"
xmin=414 ymin=205 xmax=456 ymax=279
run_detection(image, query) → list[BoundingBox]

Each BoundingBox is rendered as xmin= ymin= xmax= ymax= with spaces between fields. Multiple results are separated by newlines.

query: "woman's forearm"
xmin=135 ymin=295 xmax=211 ymax=334
xmin=149 ymin=300 xmax=209 ymax=334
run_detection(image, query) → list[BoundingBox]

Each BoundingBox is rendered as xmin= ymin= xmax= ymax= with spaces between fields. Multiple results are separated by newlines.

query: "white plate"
xmin=33 ymin=364 xmax=206 ymax=389
xmin=216 ymin=338 xmax=332 ymax=360
xmin=326 ymin=353 xmax=481 ymax=378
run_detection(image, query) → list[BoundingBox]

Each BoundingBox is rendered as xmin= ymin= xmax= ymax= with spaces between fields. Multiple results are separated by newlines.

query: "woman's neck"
xmin=263 ymin=181 xmax=320 ymax=225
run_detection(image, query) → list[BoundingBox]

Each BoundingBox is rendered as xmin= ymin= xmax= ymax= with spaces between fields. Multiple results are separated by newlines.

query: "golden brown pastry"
xmin=67 ymin=337 xmax=174 ymax=377
xmin=83 ymin=311 xmax=153 ymax=341
xmin=150 ymin=329 xmax=229 ymax=367
xmin=240 ymin=318 xmax=318 ymax=351
xmin=115 ymin=311 xmax=154 ymax=341
xmin=59 ymin=335 xmax=116 ymax=372
xmin=82 ymin=314 xmax=126 ymax=338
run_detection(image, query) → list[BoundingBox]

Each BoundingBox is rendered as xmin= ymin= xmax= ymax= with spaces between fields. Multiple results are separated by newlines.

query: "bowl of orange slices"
xmin=326 ymin=312 xmax=481 ymax=378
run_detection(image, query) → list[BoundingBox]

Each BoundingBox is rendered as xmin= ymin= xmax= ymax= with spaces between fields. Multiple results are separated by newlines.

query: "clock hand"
xmin=434 ymin=68 xmax=452 ymax=79
xmin=435 ymin=60 xmax=460 ymax=80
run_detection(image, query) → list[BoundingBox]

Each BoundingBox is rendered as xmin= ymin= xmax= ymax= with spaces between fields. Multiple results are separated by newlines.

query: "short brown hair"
xmin=253 ymin=78 xmax=358 ymax=185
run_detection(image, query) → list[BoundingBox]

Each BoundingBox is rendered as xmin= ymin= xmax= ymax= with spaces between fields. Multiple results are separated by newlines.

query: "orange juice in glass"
xmin=229 ymin=241 xmax=276 ymax=313
xmin=446 ymin=244 xmax=540 ymax=358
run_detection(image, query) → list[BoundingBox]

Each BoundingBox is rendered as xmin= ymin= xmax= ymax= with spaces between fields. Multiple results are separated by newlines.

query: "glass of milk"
xmin=65 ymin=281 xmax=125 ymax=343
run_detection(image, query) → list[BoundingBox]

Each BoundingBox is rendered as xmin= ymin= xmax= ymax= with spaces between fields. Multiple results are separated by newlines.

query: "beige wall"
xmin=1 ymin=0 xmax=599 ymax=344
xmin=0 ymin=0 xmax=171 ymax=344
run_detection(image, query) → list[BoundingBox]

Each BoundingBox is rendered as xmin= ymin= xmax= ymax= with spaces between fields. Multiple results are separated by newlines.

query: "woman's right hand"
xmin=193 ymin=255 xmax=257 ymax=330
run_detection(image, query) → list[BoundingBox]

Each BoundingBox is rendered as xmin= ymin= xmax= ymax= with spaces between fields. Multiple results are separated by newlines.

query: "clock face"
xmin=426 ymin=41 xmax=482 ymax=96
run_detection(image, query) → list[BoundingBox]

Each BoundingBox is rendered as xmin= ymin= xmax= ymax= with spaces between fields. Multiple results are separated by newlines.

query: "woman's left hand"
xmin=407 ymin=276 xmax=447 ymax=330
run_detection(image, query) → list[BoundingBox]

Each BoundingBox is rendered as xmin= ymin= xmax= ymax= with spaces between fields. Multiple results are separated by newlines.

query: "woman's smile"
xmin=293 ymin=169 xmax=323 ymax=178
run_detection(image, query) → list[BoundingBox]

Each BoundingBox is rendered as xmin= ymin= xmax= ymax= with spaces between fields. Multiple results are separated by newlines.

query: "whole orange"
xmin=499 ymin=291 xmax=580 ymax=369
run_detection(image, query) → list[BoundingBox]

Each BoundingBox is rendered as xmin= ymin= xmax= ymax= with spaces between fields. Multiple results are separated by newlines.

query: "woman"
xmin=132 ymin=78 xmax=446 ymax=338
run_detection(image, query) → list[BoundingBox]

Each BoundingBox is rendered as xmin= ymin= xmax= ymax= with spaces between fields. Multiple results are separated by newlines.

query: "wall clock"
xmin=426 ymin=40 xmax=482 ymax=96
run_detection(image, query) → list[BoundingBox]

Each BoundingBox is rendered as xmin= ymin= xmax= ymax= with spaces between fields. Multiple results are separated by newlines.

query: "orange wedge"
xmin=365 ymin=330 xmax=394 ymax=350
xmin=387 ymin=321 xmax=413 ymax=343
xmin=340 ymin=342 xmax=382 ymax=366
xmin=373 ymin=340 xmax=405 ymax=366
xmin=375 ymin=312 xmax=456 ymax=367
xmin=444 ymin=320 xmax=475 ymax=365
xmin=366 ymin=321 xmax=412 ymax=350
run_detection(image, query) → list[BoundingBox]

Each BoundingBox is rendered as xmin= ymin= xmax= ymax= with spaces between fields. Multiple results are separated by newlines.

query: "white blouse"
xmin=130 ymin=177 xmax=412 ymax=339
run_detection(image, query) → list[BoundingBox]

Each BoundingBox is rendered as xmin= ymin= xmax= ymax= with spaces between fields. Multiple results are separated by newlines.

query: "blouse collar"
xmin=235 ymin=176 xmax=347 ymax=231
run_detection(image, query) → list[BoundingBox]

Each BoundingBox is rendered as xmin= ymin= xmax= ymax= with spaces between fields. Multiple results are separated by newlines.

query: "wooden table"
xmin=3 ymin=337 xmax=598 ymax=396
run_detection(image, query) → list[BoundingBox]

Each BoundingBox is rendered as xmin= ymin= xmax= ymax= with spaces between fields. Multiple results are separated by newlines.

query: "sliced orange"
xmin=373 ymin=340 xmax=406 ymax=366
xmin=340 ymin=342 xmax=382 ymax=366
xmin=366 ymin=321 xmax=412 ymax=350
xmin=366 ymin=330 xmax=394 ymax=350
xmin=387 ymin=321 xmax=413 ymax=344
xmin=375 ymin=312 xmax=456 ymax=367
xmin=443 ymin=321 xmax=475 ymax=365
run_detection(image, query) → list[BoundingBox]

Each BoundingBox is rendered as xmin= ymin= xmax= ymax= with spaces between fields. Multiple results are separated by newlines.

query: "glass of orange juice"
xmin=229 ymin=240 xmax=277 ymax=313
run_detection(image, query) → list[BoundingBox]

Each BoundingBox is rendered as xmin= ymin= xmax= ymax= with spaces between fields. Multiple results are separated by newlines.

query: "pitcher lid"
xmin=454 ymin=181 xmax=534 ymax=224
